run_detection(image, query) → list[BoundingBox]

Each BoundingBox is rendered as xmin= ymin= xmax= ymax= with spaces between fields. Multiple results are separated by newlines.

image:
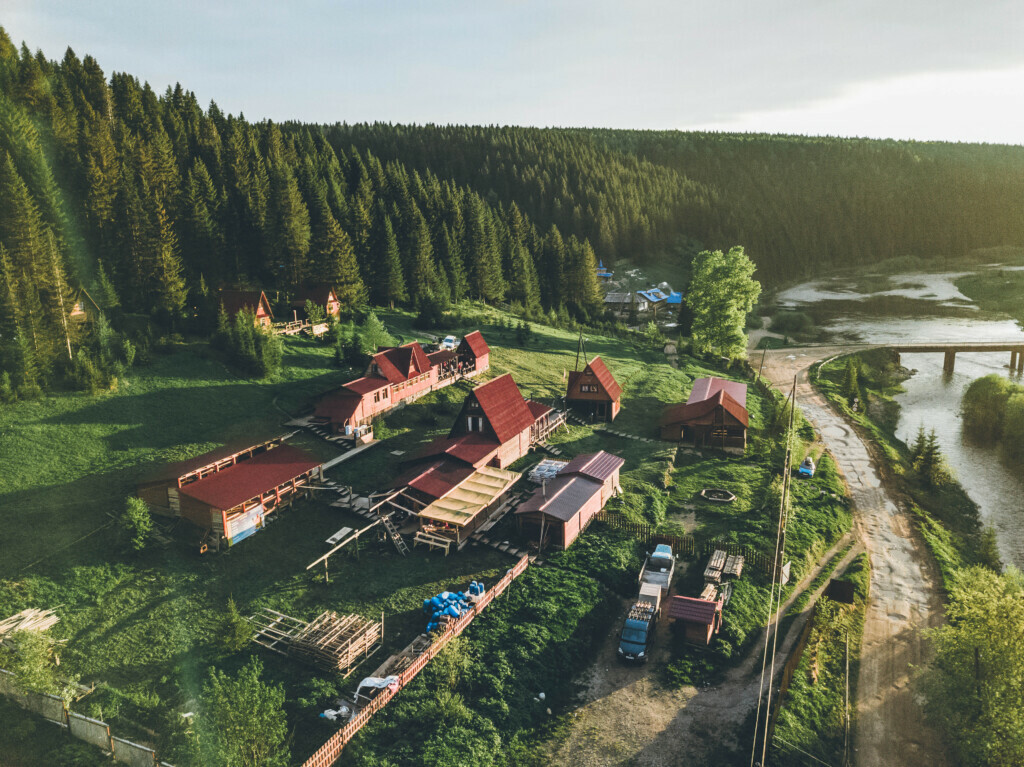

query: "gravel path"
xmin=759 ymin=347 xmax=948 ymax=767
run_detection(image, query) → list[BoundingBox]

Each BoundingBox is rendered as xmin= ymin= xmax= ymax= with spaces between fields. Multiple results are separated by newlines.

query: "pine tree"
xmin=92 ymin=259 xmax=120 ymax=312
xmin=437 ymin=225 xmax=467 ymax=303
xmin=153 ymin=206 xmax=187 ymax=319
xmin=267 ymin=157 xmax=310 ymax=288
xmin=310 ymin=210 xmax=365 ymax=313
xmin=376 ymin=215 xmax=407 ymax=308
xmin=464 ymin=195 xmax=505 ymax=302
xmin=407 ymin=205 xmax=447 ymax=307
xmin=843 ymin=359 xmax=861 ymax=407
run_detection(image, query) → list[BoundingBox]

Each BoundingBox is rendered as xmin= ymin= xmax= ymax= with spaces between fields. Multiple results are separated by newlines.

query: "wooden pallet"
xmin=250 ymin=608 xmax=382 ymax=675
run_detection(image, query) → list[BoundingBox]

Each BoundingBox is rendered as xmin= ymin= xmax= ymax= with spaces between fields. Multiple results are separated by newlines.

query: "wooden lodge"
xmin=69 ymin=288 xmax=101 ymax=323
xmin=566 ymin=356 xmax=622 ymax=422
xmin=410 ymin=373 xmax=562 ymax=471
xmin=515 ymin=451 xmax=624 ymax=549
xmin=138 ymin=439 xmax=321 ymax=551
xmin=667 ymin=595 xmax=723 ymax=646
xmin=313 ymin=333 xmax=491 ymax=435
xmin=659 ymin=377 xmax=749 ymax=452
xmin=219 ymin=289 xmax=274 ymax=329
xmin=291 ymin=284 xmax=342 ymax=320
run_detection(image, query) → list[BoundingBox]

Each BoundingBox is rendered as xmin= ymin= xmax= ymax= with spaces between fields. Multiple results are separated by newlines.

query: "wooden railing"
xmin=301 ymin=555 xmax=530 ymax=767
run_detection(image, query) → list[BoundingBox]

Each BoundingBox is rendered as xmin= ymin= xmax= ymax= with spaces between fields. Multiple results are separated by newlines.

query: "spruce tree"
xmin=153 ymin=206 xmax=187 ymax=319
xmin=376 ymin=215 xmax=407 ymax=308
xmin=92 ymin=259 xmax=120 ymax=312
xmin=310 ymin=210 xmax=364 ymax=313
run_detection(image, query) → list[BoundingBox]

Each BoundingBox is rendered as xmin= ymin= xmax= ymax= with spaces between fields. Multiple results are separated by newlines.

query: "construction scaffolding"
xmin=250 ymin=608 xmax=382 ymax=676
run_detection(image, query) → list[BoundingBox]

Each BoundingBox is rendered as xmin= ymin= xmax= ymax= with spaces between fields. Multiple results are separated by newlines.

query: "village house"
xmin=291 ymin=284 xmax=342 ymax=320
xmin=565 ymin=356 xmax=622 ymax=422
xmin=313 ymin=332 xmax=491 ymax=435
xmin=68 ymin=288 xmax=101 ymax=323
xmin=515 ymin=450 xmax=624 ymax=549
xmin=219 ymin=289 xmax=274 ymax=329
xmin=659 ymin=376 xmax=749 ymax=452
xmin=137 ymin=437 xmax=321 ymax=551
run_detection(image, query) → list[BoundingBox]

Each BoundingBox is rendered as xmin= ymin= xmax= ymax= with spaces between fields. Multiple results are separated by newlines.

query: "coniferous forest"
xmin=4 ymin=26 xmax=1024 ymax=391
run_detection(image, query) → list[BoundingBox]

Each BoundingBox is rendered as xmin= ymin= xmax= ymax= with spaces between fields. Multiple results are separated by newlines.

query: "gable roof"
xmin=660 ymin=390 xmax=749 ymax=428
xmin=291 ymin=284 xmax=338 ymax=307
xmin=687 ymin=377 xmax=747 ymax=408
xmin=220 ymin=289 xmax=273 ymax=319
xmin=394 ymin=458 xmax=476 ymax=500
xmin=342 ymin=376 xmax=390 ymax=395
xmin=458 ymin=331 xmax=489 ymax=358
xmin=514 ymin=474 xmax=602 ymax=522
xmin=558 ymin=451 xmax=625 ymax=483
xmin=603 ymin=292 xmax=632 ymax=304
xmin=667 ymin=596 xmax=721 ymax=624
xmin=178 ymin=444 xmax=320 ymax=511
xmin=468 ymin=374 xmax=537 ymax=443
xmin=637 ymin=288 xmax=668 ymax=303
xmin=141 ymin=439 xmax=279 ymax=485
xmin=413 ymin=433 xmax=501 ymax=469
xmin=373 ymin=343 xmax=432 ymax=384
xmin=314 ymin=391 xmax=362 ymax=423
xmin=568 ymin=356 xmax=622 ymax=401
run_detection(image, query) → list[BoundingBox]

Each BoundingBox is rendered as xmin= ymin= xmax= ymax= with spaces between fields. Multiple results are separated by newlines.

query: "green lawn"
xmin=0 ymin=306 xmax=852 ymax=765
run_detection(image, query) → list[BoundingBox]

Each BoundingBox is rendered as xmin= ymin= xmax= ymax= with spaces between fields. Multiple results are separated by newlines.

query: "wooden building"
xmin=659 ymin=377 xmax=748 ymax=452
xmin=313 ymin=333 xmax=490 ymax=435
xmin=139 ymin=440 xmax=321 ymax=551
xmin=69 ymin=288 xmax=101 ymax=323
xmin=667 ymin=595 xmax=723 ymax=646
xmin=457 ymin=331 xmax=489 ymax=377
xmin=291 ymin=285 xmax=342 ymax=319
xmin=566 ymin=356 xmax=622 ymax=422
xmin=414 ymin=465 xmax=521 ymax=548
xmin=219 ymin=289 xmax=274 ymax=328
xmin=515 ymin=451 xmax=624 ymax=549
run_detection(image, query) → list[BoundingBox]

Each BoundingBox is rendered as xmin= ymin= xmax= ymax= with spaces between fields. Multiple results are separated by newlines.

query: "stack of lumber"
xmin=0 ymin=609 xmax=59 ymax=640
xmin=703 ymin=549 xmax=727 ymax=583
xmin=290 ymin=611 xmax=382 ymax=673
xmin=699 ymin=583 xmax=719 ymax=601
xmin=722 ymin=554 xmax=745 ymax=580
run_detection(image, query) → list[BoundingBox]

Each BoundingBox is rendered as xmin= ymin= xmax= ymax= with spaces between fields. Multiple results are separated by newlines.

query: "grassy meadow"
xmin=0 ymin=304 xmax=851 ymax=766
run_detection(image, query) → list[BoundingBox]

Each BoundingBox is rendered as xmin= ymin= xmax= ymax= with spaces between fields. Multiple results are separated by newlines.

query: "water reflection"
xmin=783 ymin=275 xmax=1024 ymax=567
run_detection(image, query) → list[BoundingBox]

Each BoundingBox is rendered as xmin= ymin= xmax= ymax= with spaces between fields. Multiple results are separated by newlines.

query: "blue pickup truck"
xmin=617 ymin=601 xmax=657 ymax=664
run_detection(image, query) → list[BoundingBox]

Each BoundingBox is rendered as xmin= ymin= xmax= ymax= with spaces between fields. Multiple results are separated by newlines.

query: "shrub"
xmin=120 ymin=497 xmax=153 ymax=551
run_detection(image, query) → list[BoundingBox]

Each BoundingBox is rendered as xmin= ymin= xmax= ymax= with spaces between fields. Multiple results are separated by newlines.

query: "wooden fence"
xmin=301 ymin=555 xmax=530 ymax=767
xmin=593 ymin=511 xmax=774 ymax=576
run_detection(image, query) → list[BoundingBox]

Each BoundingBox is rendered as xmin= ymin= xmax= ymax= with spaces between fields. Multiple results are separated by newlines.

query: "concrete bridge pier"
xmin=1012 ymin=350 xmax=1019 ymax=373
xmin=1017 ymin=348 xmax=1024 ymax=374
xmin=943 ymin=351 xmax=956 ymax=374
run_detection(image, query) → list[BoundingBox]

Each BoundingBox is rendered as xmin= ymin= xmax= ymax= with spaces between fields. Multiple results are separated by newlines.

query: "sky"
xmin=5 ymin=0 xmax=1024 ymax=144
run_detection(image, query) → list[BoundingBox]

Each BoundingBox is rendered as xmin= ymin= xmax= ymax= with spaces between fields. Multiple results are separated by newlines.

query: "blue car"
xmin=798 ymin=457 xmax=816 ymax=478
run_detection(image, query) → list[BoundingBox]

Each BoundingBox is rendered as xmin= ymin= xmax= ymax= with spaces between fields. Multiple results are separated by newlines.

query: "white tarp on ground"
xmin=356 ymin=675 xmax=399 ymax=696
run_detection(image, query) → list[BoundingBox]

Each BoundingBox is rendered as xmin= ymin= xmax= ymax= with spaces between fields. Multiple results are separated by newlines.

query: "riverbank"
xmin=812 ymin=348 xmax=1000 ymax=586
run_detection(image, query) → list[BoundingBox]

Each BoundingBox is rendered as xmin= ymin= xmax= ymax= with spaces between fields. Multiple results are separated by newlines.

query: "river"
xmin=778 ymin=268 xmax=1024 ymax=567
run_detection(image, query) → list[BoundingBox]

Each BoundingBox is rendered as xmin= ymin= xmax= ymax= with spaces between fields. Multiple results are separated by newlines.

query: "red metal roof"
xmin=414 ymin=433 xmax=500 ymax=468
xmin=558 ymin=451 xmax=625 ymax=483
xmin=373 ymin=343 xmax=432 ymax=384
xmin=567 ymin=356 xmax=622 ymax=401
xmin=667 ymin=596 xmax=721 ymax=625
xmin=314 ymin=391 xmax=361 ymax=422
xmin=687 ymin=377 xmax=747 ymax=408
xmin=394 ymin=458 xmax=476 ymax=499
xmin=459 ymin=330 xmax=489 ymax=358
xmin=515 ymin=474 xmax=602 ymax=522
xmin=427 ymin=349 xmax=456 ymax=365
xmin=526 ymin=400 xmax=552 ymax=420
xmin=660 ymin=391 xmax=749 ymax=428
xmin=469 ymin=374 xmax=537 ymax=444
xmin=342 ymin=376 xmax=390 ymax=395
xmin=178 ymin=444 xmax=321 ymax=511
xmin=141 ymin=439 xmax=279 ymax=484
xmin=219 ymin=289 xmax=273 ymax=319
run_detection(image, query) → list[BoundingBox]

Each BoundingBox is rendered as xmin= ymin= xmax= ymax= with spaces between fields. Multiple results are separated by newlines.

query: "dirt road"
xmin=548 ymin=534 xmax=859 ymax=767
xmin=758 ymin=347 xmax=948 ymax=767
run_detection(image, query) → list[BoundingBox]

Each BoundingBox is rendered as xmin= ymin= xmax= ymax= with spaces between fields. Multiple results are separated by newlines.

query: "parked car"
xmin=639 ymin=543 xmax=676 ymax=599
xmin=798 ymin=456 xmax=816 ymax=478
xmin=440 ymin=335 xmax=458 ymax=350
xmin=617 ymin=601 xmax=657 ymax=663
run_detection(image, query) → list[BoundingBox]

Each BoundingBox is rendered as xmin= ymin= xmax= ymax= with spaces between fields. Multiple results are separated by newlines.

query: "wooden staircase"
xmin=381 ymin=514 xmax=409 ymax=556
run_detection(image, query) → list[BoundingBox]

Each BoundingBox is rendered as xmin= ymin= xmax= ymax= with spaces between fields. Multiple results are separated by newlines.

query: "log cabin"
xmin=565 ymin=356 xmax=622 ymax=422
xmin=659 ymin=377 xmax=748 ymax=452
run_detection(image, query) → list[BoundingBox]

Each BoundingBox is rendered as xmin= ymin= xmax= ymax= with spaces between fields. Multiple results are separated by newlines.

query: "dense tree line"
xmin=4 ymin=27 xmax=1024 ymax=391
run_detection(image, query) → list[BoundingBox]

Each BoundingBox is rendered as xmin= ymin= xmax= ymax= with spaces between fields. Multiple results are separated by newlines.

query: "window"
xmin=374 ymin=391 xmax=380 ymax=403
xmin=468 ymin=416 xmax=483 ymax=432
xmin=382 ymin=388 xmax=388 ymax=399
xmin=580 ymin=384 xmax=598 ymax=393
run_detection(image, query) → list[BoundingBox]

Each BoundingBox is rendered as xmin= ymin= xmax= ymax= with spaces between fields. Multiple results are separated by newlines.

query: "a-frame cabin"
xmin=565 ymin=335 xmax=622 ymax=422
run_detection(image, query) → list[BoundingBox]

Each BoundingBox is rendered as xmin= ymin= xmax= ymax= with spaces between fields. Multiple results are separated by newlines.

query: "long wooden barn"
xmin=138 ymin=439 xmax=322 ymax=551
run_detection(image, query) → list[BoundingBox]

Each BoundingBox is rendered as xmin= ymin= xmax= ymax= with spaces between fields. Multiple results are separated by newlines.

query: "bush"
xmin=769 ymin=310 xmax=815 ymax=335
xmin=120 ymin=497 xmax=153 ymax=551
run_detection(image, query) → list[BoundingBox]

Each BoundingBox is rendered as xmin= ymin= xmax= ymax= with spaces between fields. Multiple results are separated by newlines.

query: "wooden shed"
xmin=457 ymin=331 xmax=490 ymax=377
xmin=219 ymin=289 xmax=274 ymax=328
xmin=667 ymin=596 xmax=723 ymax=646
xmin=566 ymin=356 xmax=622 ymax=422
xmin=415 ymin=465 xmax=521 ymax=547
xmin=291 ymin=284 xmax=341 ymax=319
xmin=659 ymin=377 xmax=749 ymax=451
xmin=515 ymin=451 xmax=624 ymax=549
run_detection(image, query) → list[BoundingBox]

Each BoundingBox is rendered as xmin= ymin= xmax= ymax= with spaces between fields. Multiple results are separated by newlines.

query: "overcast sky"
xmin=5 ymin=1 xmax=1024 ymax=143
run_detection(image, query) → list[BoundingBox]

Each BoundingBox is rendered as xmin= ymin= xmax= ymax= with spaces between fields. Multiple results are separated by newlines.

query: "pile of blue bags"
xmin=422 ymin=581 xmax=486 ymax=634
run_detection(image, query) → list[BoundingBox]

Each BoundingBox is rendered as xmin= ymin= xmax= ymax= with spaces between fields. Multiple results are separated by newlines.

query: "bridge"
xmin=888 ymin=341 xmax=1024 ymax=374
